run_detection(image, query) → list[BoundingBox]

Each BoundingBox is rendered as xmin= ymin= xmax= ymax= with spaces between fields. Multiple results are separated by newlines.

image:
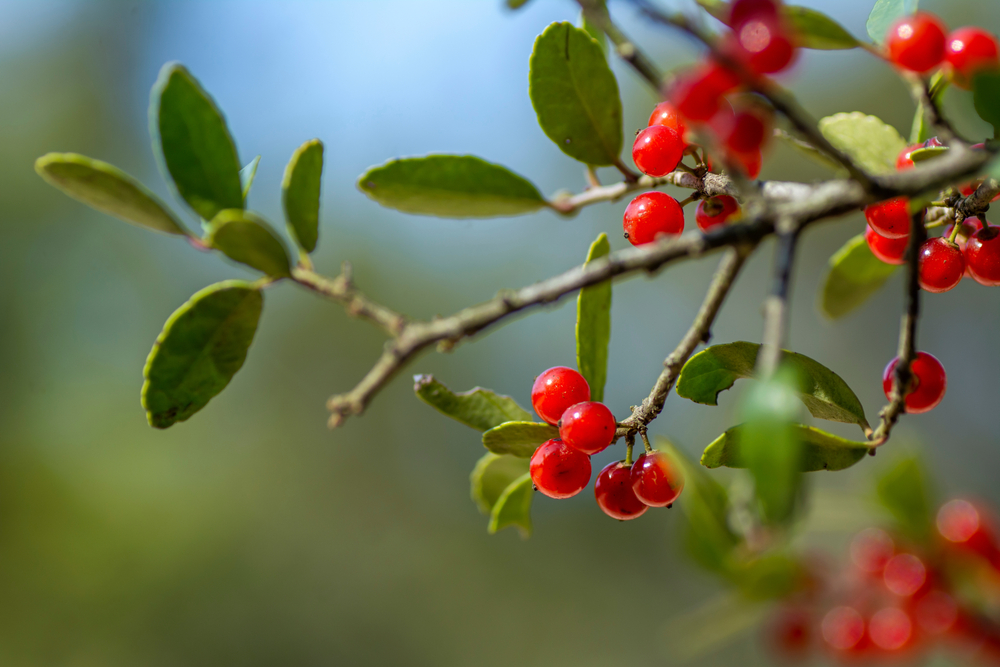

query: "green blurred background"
xmin=3 ymin=0 xmax=1000 ymax=664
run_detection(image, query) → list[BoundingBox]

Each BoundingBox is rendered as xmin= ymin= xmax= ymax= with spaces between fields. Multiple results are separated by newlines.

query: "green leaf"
xmin=660 ymin=439 xmax=739 ymax=573
xmin=576 ymin=233 xmax=612 ymax=402
xmin=702 ymin=423 xmax=871 ymax=472
xmin=205 ymin=210 xmax=292 ymax=278
xmin=909 ymin=146 xmax=949 ymax=163
xmin=739 ymin=367 xmax=804 ymax=525
xmin=911 ymin=71 xmax=948 ymax=144
xmin=358 ymin=155 xmax=546 ymax=218
xmin=34 ymin=153 xmax=188 ymax=236
xmin=818 ymin=112 xmax=908 ymax=175
xmin=414 ymin=375 xmax=533 ymax=431
xmin=877 ymin=456 xmax=933 ymax=543
xmin=732 ymin=553 xmax=805 ymax=601
xmin=785 ymin=6 xmax=859 ymax=50
xmin=489 ymin=473 xmax=534 ymax=537
xmin=470 ymin=453 xmax=530 ymax=514
xmin=820 ymin=232 xmax=900 ymax=319
xmin=694 ymin=0 xmax=728 ymax=21
xmin=866 ymin=0 xmax=918 ymax=44
xmin=150 ymin=62 xmax=244 ymax=221
xmin=282 ymin=139 xmax=324 ymax=253
xmin=973 ymin=70 xmax=1000 ymax=139
xmin=482 ymin=422 xmax=559 ymax=458
xmin=775 ymin=131 xmax=847 ymax=173
xmin=529 ymin=22 xmax=623 ymax=166
xmin=506 ymin=0 xmax=532 ymax=8
xmin=676 ymin=341 xmax=871 ymax=432
xmin=142 ymin=281 xmax=263 ymax=428
xmin=240 ymin=155 xmax=261 ymax=201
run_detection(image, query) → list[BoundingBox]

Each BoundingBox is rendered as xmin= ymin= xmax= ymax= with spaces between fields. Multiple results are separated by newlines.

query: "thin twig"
xmin=903 ymin=72 xmax=963 ymax=145
xmin=292 ymin=263 xmax=407 ymax=336
xmin=577 ymin=0 xmax=666 ymax=90
xmin=617 ymin=244 xmax=753 ymax=435
xmin=870 ymin=210 xmax=927 ymax=446
xmin=757 ymin=219 xmax=800 ymax=379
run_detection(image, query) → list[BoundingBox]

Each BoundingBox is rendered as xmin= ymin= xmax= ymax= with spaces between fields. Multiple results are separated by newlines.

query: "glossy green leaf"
xmin=414 ymin=375 xmax=533 ymax=431
xmin=866 ymin=0 xmax=918 ymax=44
xmin=240 ymin=155 xmax=260 ymax=201
xmin=205 ymin=210 xmax=292 ymax=278
xmin=676 ymin=341 xmax=871 ymax=431
xmin=529 ymin=22 xmax=623 ymax=166
xmin=739 ymin=367 xmax=804 ymax=525
xmin=820 ymin=233 xmax=899 ymax=319
xmin=576 ymin=233 xmax=611 ymax=402
xmin=694 ymin=0 xmax=728 ymax=21
xmin=481 ymin=422 xmax=559 ymax=458
xmin=35 ymin=153 xmax=187 ymax=236
xmin=282 ymin=139 xmax=323 ymax=253
xmin=142 ymin=281 xmax=263 ymax=428
xmin=358 ymin=155 xmax=546 ymax=218
xmin=702 ymin=423 xmax=872 ymax=472
xmin=660 ymin=439 xmax=739 ymax=573
xmin=785 ymin=6 xmax=859 ymax=50
xmin=489 ymin=473 xmax=533 ymax=537
xmin=877 ymin=456 xmax=933 ymax=543
xmin=818 ymin=112 xmax=908 ymax=175
xmin=470 ymin=453 xmax=530 ymax=514
xmin=150 ymin=62 xmax=243 ymax=221
xmin=973 ymin=71 xmax=1000 ymax=139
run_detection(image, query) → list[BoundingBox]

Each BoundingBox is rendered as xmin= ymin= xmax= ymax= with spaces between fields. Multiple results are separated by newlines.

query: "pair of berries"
xmin=622 ymin=192 xmax=741 ymax=246
xmin=886 ymin=13 xmax=999 ymax=86
xmin=528 ymin=366 xmax=684 ymax=519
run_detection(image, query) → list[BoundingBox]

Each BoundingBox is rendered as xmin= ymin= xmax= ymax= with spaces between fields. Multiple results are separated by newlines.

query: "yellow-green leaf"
xmin=702 ymin=424 xmax=871 ymax=472
xmin=205 ymin=210 xmax=292 ymax=278
xmin=414 ymin=375 xmax=532 ymax=431
xmin=489 ymin=473 xmax=534 ymax=537
xmin=35 ymin=153 xmax=187 ymax=236
xmin=820 ymin=233 xmax=899 ymax=319
xmin=576 ymin=233 xmax=611 ymax=402
xmin=481 ymin=422 xmax=559 ymax=458
xmin=470 ymin=453 xmax=530 ymax=514
xmin=818 ymin=112 xmax=908 ymax=175
xmin=282 ymin=139 xmax=324 ymax=253
xmin=785 ymin=6 xmax=859 ymax=50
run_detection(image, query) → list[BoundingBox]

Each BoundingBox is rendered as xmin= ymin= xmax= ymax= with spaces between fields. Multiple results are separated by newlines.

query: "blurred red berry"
xmin=822 ymin=606 xmax=865 ymax=651
xmin=868 ymin=607 xmax=913 ymax=651
xmin=696 ymin=195 xmax=741 ymax=231
xmin=915 ymin=590 xmax=958 ymax=635
xmin=630 ymin=451 xmax=684 ymax=507
xmin=850 ymin=527 xmax=895 ymax=575
xmin=964 ymin=225 xmax=1000 ymax=286
xmin=946 ymin=27 xmax=1000 ymax=88
xmin=670 ymin=61 xmax=741 ymax=121
xmin=733 ymin=17 xmax=797 ymax=74
xmin=648 ymin=101 xmax=688 ymax=140
xmin=866 ymin=226 xmax=909 ymax=265
xmin=728 ymin=0 xmax=780 ymax=29
xmin=865 ymin=198 xmax=911 ymax=239
xmin=884 ymin=554 xmax=927 ymax=597
xmin=886 ymin=13 xmax=948 ymax=73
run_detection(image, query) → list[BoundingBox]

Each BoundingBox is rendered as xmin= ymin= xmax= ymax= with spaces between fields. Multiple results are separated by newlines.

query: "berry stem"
xmin=677 ymin=193 xmax=699 ymax=208
xmin=639 ymin=430 xmax=653 ymax=454
xmin=624 ymin=433 xmax=635 ymax=467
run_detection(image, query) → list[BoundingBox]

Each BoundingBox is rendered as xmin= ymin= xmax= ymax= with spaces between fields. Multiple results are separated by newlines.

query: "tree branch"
xmin=325 ymin=146 xmax=993 ymax=427
xmin=292 ymin=263 xmax=407 ymax=336
xmin=617 ymin=244 xmax=753 ymax=435
xmin=757 ymin=218 xmax=800 ymax=379
xmin=870 ymin=210 xmax=927 ymax=446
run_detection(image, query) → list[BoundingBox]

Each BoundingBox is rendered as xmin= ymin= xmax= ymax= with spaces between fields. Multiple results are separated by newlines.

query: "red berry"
xmin=733 ymin=17 xmax=797 ymax=74
xmin=623 ymin=192 xmax=684 ymax=246
xmin=946 ymin=27 xmax=1000 ymax=88
xmin=882 ymin=351 xmax=947 ymax=414
xmin=647 ymin=102 xmax=688 ymax=140
xmin=558 ymin=401 xmax=616 ymax=455
xmin=964 ymin=226 xmax=1000 ymax=285
xmin=529 ymin=439 xmax=592 ymax=499
xmin=630 ymin=451 xmax=684 ymax=507
xmin=769 ymin=608 xmax=811 ymax=658
xmin=883 ymin=553 xmax=927 ymax=597
xmin=866 ymin=226 xmax=909 ymax=265
xmin=918 ymin=237 xmax=964 ymax=293
xmin=886 ymin=13 xmax=948 ymax=73
xmin=896 ymin=143 xmax=922 ymax=171
xmin=915 ymin=591 xmax=958 ymax=635
xmin=865 ymin=198 xmax=911 ymax=239
xmin=850 ymin=527 xmax=895 ymax=575
xmin=731 ymin=148 xmax=763 ymax=179
xmin=669 ymin=61 xmax=741 ymax=122
xmin=632 ymin=125 xmax=685 ymax=177
xmin=868 ymin=607 xmax=913 ymax=651
xmin=822 ymin=606 xmax=865 ymax=651
xmin=720 ymin=109 xmax=770 ymax=154
xmin=728 ymin=0 xmax=780 ymax=29
xmin=531 ymin=366 xmax=590 ymax=425
xmin=696 ymin=195 xmax=741 ymax=231
xmin=595 ymin=461 xmax=648 ymax=520
xmin=936 ymin=499 xmax=1000 ymax=569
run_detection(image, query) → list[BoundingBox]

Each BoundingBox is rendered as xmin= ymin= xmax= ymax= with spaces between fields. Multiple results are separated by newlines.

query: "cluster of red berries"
xmin=527 ymin=366 xmax=684 ymax=520
xmin=623 ymin=103 xmax=743 ymax=247
xmin=769 ymin=499 xmax=1000 ymax=662
xmin=865 ymin=139 xmax=1000 ymax=293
